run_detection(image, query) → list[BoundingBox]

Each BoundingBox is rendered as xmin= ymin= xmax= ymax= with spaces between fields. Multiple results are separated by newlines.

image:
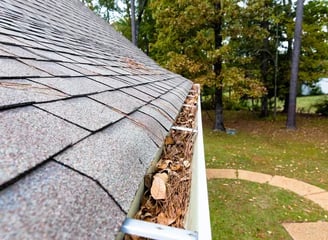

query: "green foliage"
xmin=111 ymin=1 xmax=156 ymax=54
xmin=80 ymin=0 xmax=118 ymax=22
xmin=299 ymin=0 xmax=328 ymax=85
xmin=309 ymin=85 xmax=324 ymax=96
xmin=315 ymin=97 xmax=328 ymax=116
xmin=223 ymin=98 xmax=249 ymax=111
xmin=84 ymin=0 xmax=328 ymax=113
xmin=150 ymin=0 xmax=267 ymax=103
xmin=149 ymin=0 xmax=214 ymax=78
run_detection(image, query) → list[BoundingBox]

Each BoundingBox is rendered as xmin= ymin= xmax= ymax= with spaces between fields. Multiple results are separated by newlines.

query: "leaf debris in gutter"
xmin=125 ymin=85 xmax=199 ymax=240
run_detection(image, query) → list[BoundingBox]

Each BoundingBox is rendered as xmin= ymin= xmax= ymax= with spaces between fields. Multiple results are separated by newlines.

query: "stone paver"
xmin=305 ymin=192 xmax=328 ymax=211
xmin=269 ymin=175 xmax=325 ymax=196
xmin=238 ymin=170 xmax=273 ymax=184
xmin=282 ymin=222 xmax=328 ymax=240
xmin=207 ymin=168 xmax=328 ymax=240
xmin=206 ymin=168 xmax=237 ymax=179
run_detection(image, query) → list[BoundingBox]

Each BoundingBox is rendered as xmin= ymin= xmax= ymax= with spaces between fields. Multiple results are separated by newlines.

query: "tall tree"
xmin=229 ymin=0 xmax=327 ymax=116
xmin=280 ymin=0 xmax=328 ymax=112
xmin=80 ymin=0 xmax=150 ymax=48
xmin=212 ymin=1 xmax=225 ymax=131
xmin=113 ymin=0 xmax=153 ymax=51
xmin=224 ymin=0 xmax=277 ymax=115
xmin=299 ymin=0 xmax=328 ymax=85
xmin=150 ymin=0 xmax=266 ymax=131
xmin=131 ymin=0 xmax=137 ymax=45
xmin=287 ymin=0 xmax=304 ymax=129
xmin=83 ymin=0 xmax=327 ymax=123
xmin=259 ymin=1 xmax=272 ymax=117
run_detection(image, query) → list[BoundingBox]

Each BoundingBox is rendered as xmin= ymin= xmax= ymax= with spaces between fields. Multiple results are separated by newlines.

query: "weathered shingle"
xmin=121 ymin=87 xmax=155 ymax=102
xmin=0 ymin=162 xmax=125 ymax=240
xmin=20 ymin=59 xmax=82 ymax=77
xmin=0 ymin=0 xmax=193 ymax=238
xmin=88 ymin=76 xmax=130 ymax=88
xmin=0 ymin=58 xmax=50 ymax=78
xmin=139 ymin=104 xmax=174 ymax=131
xmin=0 ymin=44 xmax=42 ymax=59
xmin=151 ymin=98 xmax=181 ymax=119
xmin=36 ymin=97 xmax=124 ymax=131
xmin=0 ymin=79 xmax=67 ymax=106
xmin=0 ymin=106 xmax=89 ymax=185
xmin=30 ymin=77 xmax=111 ymax=96
xmin=90 ymin=90 xmax=146 ymax=114
xmin=129 ymin=111 xmax=168 ymax=146
xmin=54 ymin=118 xmax=159 ymax=212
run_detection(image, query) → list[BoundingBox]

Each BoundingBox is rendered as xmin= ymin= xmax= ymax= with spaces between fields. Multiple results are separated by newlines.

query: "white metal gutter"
xmin=184 ymin=84 xmax=212 ymax=239
xmin=120 ymin=84 xmax=212 ymax=240
xmin=121 ymin=218 xmax=198 ymax=240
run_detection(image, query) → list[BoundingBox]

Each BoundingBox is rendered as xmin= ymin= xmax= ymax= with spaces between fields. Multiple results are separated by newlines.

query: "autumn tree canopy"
xmin=82 ymin=0 xmax=328 ymax=128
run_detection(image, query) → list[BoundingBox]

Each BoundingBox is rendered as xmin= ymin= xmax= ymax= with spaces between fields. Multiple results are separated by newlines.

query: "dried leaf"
xmin=157 ymin=160 xmax=172 ymax=170
xmin=151 ymin=173 xmax=168 ymax=200
xmin=124 ymin=234 xmax=141 ymax=240
xmin=157 ymin=212 xmax=168 ymax=225
xmin=144 ymin=174 xmax=153 ymax=189
xmin=133 ymin=86 xmax=199 ymax=229
xmin=170 ymin=163 xmax=182 ymax=171
xmin=183 ymin=160 xmax=190 ymax=168
xmin=165 ymin=135 xmax=175 ymax=145
xmin=157 ymin=212 xmax=176 ymax=225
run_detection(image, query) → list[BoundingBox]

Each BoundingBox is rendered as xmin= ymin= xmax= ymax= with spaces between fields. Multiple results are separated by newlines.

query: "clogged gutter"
xmin=125 ymin=85 xmax=199 ymax=239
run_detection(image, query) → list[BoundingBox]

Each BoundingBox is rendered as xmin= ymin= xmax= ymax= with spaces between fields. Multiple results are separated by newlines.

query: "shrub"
xmin=315 ymin=98 xmax=328 ymax=116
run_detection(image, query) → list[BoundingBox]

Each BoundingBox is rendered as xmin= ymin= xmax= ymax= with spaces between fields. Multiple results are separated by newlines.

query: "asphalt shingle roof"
xmin=0 ymin=0 xmax=193 ymax=239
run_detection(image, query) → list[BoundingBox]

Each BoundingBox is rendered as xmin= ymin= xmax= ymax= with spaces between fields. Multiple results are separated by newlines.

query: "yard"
xmin=203 ymin=109 xmax=328 ymax=239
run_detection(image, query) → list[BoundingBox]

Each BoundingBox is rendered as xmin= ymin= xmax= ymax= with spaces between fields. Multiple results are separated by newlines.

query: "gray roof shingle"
xmin=90 ymin=91 xmax=146 ymax=114
xmin=54 ymin=118 xmax=159 ymax=212
xmin=0 ymin=162 xmax=124 ymax=240
xmin=0 ymin=79 xmax=68 ymax=106
xmin=0 ymin=106 xmax=89 ymax=185
xmin=0 ymin=0 xmax=193 ymax=238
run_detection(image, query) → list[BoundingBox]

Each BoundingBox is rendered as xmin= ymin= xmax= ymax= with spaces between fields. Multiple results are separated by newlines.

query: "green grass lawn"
xmin=204 ymin=110 xmax=328 ymax=239
xmin=209 ymin=179 xmax=328 ymax=240
xmin=297 ymin=95 xmax=328 ymax=113
xmin=204 ymin=111 xmax=328 ymax=189
xmin=241 ymin=94 xmax=327 ymax=113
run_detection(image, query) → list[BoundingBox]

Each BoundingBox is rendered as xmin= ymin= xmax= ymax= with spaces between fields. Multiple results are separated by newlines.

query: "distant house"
xmin=302 ymin=78 xmax=328 ymax=95
xmin=318 ymin=78 xmax=328 ymax=94
xmin=0 ymin=0 xmax=198 ymax=239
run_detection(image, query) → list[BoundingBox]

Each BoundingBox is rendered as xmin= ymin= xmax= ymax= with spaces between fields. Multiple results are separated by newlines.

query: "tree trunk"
xmin=283 ymin=37 xmax=293 ymax=113
xmin=213 ymin=2 xmax=225 ymax=131
xmin=260 ymin=18 xmax=270 ymax=118
xmin=214 ymin=81 xmax=225 ymax=131
xmin=280 ymin=0 xmax=293 ymax=113
xmin=287 ymin=0 xmax=304 ymax=129
xmin=135 ymin=0 xmax=148 ymax=48
xmin=260 ymin=96 xmax=269 ymax=118
xmin=131 ymin=0 xmax=137 ymax=46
